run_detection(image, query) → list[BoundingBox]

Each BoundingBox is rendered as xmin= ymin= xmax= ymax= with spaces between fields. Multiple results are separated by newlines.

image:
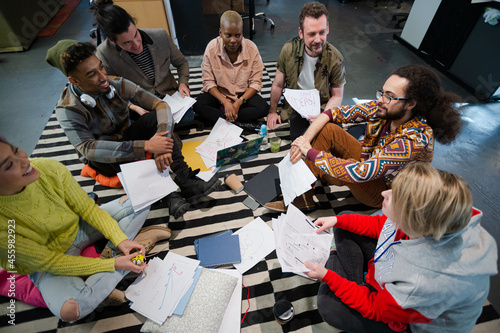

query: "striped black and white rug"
xmin=1 ymin=62 xmax=498 ymax=332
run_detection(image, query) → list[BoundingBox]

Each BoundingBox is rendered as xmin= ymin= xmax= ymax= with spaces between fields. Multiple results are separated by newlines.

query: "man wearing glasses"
xmin=265 ymin=64 xmax=463 ymax=210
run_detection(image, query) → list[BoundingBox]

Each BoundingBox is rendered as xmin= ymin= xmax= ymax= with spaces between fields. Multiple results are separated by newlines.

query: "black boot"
xmin=165 ymin=192 xmax=190 ymax=219
xmin=176 ymin=176 xmax=221 ymax=204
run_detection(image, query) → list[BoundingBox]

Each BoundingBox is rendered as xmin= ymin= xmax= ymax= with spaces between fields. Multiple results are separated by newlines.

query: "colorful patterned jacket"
xmin=306 ymin=101 xmax=434 ymax=186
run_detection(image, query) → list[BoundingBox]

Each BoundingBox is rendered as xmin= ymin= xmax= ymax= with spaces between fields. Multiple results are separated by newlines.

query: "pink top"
xmin=201 ymin=36 xmax=264 ymax=101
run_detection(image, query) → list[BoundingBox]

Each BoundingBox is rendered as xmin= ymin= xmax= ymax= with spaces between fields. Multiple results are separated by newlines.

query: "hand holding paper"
xmin=278 ymin=152 xmax=317 ymax=206
xmin=283 ymin=88 xmax=321 ymax=120
xmin=273 ymin=204 xmax=332 ymax=273
xmin=163 ymin=91 xmax=196 ymax=124
xmin=314 ymin=216 xmax=338 ymax=233
xmin=303 ymin=262 xmax=328 ymax=280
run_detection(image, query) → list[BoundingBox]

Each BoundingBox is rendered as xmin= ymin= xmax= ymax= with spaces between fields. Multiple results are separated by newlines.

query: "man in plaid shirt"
xmin=46 ymin=40 xmax=219 ymax=218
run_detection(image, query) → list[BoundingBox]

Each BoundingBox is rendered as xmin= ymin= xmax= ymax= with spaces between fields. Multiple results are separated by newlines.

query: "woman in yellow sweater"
xmin=0 ymin=137 xmax=164 ymax=321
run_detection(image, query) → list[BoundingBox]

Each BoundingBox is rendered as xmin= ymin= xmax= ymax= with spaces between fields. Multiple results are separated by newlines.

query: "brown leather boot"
xmin=100 ymin=289 xmax=127 ymax=307
xmin=265 ymin=189 xmax=316 ymax=213
xmin=99 ymin=225 xmax=172 ymax=259
xmin=133 ymin=225 xmax=172 ymax=253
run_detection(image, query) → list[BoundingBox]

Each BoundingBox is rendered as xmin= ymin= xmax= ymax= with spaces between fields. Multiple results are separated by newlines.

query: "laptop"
xmin=216 ymin=137 xmax=263 ymax=167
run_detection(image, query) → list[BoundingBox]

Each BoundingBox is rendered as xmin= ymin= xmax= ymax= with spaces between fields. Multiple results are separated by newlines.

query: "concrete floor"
xmin=0 ymin=0 xmax=499 ymax=312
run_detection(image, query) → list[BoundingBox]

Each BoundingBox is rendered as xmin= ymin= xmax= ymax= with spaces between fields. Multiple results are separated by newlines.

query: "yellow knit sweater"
xmin=0 ymin=158 xmax=128 ymax=276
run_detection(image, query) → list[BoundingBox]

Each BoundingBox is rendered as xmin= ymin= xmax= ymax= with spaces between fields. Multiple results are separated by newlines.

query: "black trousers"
xmin=316 ymin=225 xmax=411 ymax=333
xmin=88 ymin=112 xmax=189 ymax=177
xmin=289 ymin=110 xmax=311 ymax=141
xmin=193 ymin=92 xmax=269 ymax=124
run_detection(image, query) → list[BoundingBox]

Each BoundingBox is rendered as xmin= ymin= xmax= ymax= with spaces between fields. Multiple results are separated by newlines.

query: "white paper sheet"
xmin=351 ymin=98 xmax=374 ymax=105
xmin=216 ymin=269 xmax=242 ymax=333
xmin=163 ymin=91 xmax=196 ymax=124
xmin=119 ymin=160 xmax=178 ymax=212
xmin=200 ymin=153 xmax=216 ymax=170
xmin=283 ymin=88 xmax=321 ymax=119
xmin=278 ymin=153 xmax=317 ymax=206
xmin=195 ymin=118 xmax=243 ymax=167
xmin=196 ymin=167 xmax=220 ymax=182
xmin=274 ymin=204 xmax=333 ymax=273
xmin=127 ymin=252 xmax=200 ymax=325
xmin=233 ymin=218 xmax=276 ymax=274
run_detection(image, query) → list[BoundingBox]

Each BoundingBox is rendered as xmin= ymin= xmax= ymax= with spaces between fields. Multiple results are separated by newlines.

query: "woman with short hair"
xmin=305 ymin=161 xmax=497 ymax=332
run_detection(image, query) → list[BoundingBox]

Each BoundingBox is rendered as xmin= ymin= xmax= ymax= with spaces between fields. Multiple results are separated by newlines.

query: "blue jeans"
xmin=29 ymin=198 xmax=150 ymax=321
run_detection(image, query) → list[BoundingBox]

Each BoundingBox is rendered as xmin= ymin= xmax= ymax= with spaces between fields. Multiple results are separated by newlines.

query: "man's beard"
xmin=376 ymin=106 xmax=408 ymax=121
xmin=305 ymin=41 xmax=325 ymax=56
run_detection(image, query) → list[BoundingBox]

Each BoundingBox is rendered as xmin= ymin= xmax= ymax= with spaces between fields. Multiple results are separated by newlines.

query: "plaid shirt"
xmin=55 ymin=76 xmax=170 ymax=164
xmin=306 ymin=101 xmax=434 ymax=186
xmin=277 ymin=37 xmax=346 ymax=120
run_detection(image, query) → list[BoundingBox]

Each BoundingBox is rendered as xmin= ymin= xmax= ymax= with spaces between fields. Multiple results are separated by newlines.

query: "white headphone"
xmin=69 ymin=84 xmax=116 ymax=108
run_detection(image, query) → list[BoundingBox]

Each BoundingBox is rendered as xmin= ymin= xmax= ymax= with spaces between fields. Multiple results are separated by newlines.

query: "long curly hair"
xmin=393 ymin=64 xmax=463 ymax=144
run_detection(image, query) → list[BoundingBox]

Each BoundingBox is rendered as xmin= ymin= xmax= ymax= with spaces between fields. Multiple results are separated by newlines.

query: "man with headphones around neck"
xmin=46 ymin=40 xmax=220 ymax=219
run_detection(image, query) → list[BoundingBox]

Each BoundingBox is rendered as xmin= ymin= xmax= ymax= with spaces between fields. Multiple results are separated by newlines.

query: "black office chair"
xmin=241 ymin=0 xmax=275 ymax=36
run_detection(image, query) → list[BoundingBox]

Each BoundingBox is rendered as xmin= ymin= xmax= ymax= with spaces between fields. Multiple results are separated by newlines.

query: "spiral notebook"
xmin=195 ymin=231 xmax=241 ymax=268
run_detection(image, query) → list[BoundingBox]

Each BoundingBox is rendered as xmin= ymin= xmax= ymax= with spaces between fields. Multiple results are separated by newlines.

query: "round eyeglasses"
xmin=376 ymin=90 xmax=408 ymax=105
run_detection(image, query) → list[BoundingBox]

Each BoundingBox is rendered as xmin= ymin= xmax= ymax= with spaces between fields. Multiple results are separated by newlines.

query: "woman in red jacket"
xmin=305 ymin=162 xmax=497 ymax=332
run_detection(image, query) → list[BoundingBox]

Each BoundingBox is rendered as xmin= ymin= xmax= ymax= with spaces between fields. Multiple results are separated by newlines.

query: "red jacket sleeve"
xmin=335 ymin=214 xmax=388 ymax=239
xmin=322 ymin=270 xmax=432 ymax=331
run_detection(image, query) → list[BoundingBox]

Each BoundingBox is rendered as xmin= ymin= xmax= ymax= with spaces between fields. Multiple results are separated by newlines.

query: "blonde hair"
xmin=392 ymin=162 xmax=472 ymax=240
xmin=220 ymin=10 xmax=243 ymax=28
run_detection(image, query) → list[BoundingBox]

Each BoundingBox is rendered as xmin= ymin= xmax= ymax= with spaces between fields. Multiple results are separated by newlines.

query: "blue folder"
xmin=195 ymin=231 xmax=241 ymax=268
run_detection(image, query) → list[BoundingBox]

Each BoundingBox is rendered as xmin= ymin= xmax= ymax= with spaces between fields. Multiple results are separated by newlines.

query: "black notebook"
xmin=243 ymin=164 xmax=281 ymax=206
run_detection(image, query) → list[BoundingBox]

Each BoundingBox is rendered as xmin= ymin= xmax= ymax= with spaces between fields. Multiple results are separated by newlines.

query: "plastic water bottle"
xmin=259 ymin=124 xmax=268 ymax=151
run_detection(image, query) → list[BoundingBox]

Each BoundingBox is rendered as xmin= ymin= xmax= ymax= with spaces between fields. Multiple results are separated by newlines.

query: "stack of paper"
xmin=272 ymin=204 xmax=333 ymax=274
xmin=118 ymin=159 xmax=178 ymax=212
xmin=195 ymin=118 xmax=243 ymax=168
xmin=283 ymin=88 xmax=320 ymax=120
xmin=194 ymin=230 xmax=242 ymax=268
xmin=278 ymin=153 xmax=317 ymax=206
xmin=140 ymin=268 xmax=241 ymax=333
xmin=126 ymin=252 xmax=200 ymax=324
xmin=163 ymin=91 xmax=196 ymax=124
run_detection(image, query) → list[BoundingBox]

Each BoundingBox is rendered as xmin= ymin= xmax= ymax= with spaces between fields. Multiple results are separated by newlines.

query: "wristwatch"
xmin=239 ymin=97 xmax=247 ymax=104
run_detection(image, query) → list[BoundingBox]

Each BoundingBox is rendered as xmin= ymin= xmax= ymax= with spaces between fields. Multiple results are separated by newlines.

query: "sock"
xmin=81 ymin=165 xmax=122 ymax=188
